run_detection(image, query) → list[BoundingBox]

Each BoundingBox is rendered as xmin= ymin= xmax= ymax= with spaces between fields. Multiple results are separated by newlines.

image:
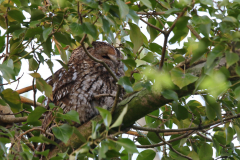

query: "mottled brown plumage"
xmin=43 ymin=41 xmax=124 ymax=127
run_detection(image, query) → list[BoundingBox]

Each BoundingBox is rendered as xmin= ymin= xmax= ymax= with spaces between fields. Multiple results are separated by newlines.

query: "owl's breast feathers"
xmin=44 ymin=41 xmax=124 ymax=125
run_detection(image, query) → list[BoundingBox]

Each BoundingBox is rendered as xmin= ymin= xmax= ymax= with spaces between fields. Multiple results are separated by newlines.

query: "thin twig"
xmin=3 ymin=0 xmax=10 ymax=62
xmin=140 ymin=17 xmax=164 ymax=33
xmin=132 ymin=113 xmax=240 ymax=133
xmin=18 ymin=127 xmax=54 ymax=141
xmin=136 ymin=130 xmax=195 ymax=148
xmin=159 ymin=7 xmax=187 ymax=69
xmin=159 ymin=34 xmax=169 ymax=69
xmin=0 ymin=73 xmax=24 ymax=86
xmin=156 ymin=133 xmax=193 ymax=160
xmin=187 ymin=24 xmax=202 ymax=40
xmin=196 ymin=132 xmax=226 ymax=148
xmin=77 ymin=2 xmax=83 ymax=24
xmin=111 ymin=85 xmax=121 ymax=114
xmin=137 ymin=12 xmax=165 ymax=15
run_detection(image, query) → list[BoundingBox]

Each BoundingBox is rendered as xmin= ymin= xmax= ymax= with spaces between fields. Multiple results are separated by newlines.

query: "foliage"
xmin=1 ymin=0 xmax=240 ymax=160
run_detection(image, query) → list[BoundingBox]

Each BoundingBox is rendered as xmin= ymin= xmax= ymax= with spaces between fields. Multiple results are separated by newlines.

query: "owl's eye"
xmin=102 ymin=55 xmax=111 ymax=60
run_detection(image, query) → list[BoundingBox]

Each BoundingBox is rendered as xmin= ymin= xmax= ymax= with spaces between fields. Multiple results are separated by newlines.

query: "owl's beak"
xmin=107 ymin=54 xmax=118 ymax=64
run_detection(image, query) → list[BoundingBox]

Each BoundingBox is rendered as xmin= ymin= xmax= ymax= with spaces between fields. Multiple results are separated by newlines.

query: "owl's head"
xmin=91 ymin=41 xmax=124 ymax=77
xmin=68 ymin=41 xmax=124 ymax=78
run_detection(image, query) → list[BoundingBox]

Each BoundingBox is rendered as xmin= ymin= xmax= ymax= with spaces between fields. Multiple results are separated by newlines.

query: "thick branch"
xmin=20 ymin=96 xmax=43 ymax=107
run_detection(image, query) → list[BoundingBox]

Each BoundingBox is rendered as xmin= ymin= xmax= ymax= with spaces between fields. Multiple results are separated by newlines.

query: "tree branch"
xmin=139 ymin=17 xmax=164 ymax=33
xmin=0 ymin=115 xmax=43 ymax=124
xmin=136 ymin=131 xmax=195 ymax=148
xmin=137 ymin=12 xmax=165 ymax=15
xmin=132 ymin=113 xmax=240 ymax=133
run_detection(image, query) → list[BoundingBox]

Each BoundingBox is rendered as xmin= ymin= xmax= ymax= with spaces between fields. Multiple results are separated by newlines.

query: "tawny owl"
xmin=43 ymin=41 xmax=124 ymax=127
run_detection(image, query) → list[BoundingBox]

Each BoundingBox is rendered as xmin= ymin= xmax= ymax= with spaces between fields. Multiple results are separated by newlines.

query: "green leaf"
xmin=127 ymin=9 xmax=139 ymax=24
xmin=199 ymin=23 xmax=211 ymax=38
xmin=147 ymin=18 xmax=160 ymax=42
xmin=31 ymin=9 xmax=45 ymax=21
xmin=25 ymin=27 xmax=43 ymax=38
xmin=222 ymin=16 xmax=237 ymax=23
xmin=118 ymin=76 xmax=133 ymax=93
xmin=29 ymin=136 xmax=45 ymax=143
xmin=42 ymin=38 xmax=52 ymax=57
xmin=206 ymin=103 xmax=216 ymax=120
xmin=213 ymin=138 xmax=220 ymax=156
xmin=0 ymin=35 xmax=5 ymax=52
xmin=54 ymin=32 xmax=71 ymax=45
xmin=140 ymin=0 xmax=152 ymax=8
xmin=161 ymin=89 xmax=178 ymax=101
xmin=35 ymin=150 xmax=49 ymax=157
xmin=52 ymin=124 xmax=73 ymax=144
xmin=199 ymin=143 xmax=213 ymax=160
xmin=0 ymin=137 xmax=11 ymax=144
xmin=111 ymin=105 xmax=128 ymax=128
xmin=179 ymin=138 xmax=188 ymax=147
xmin=8 ymin=10 xmax=25 ymax=22
xmin=114 ymin=138 xmax=138 ymax=154
xmin=69 ymin=23 xmax=84 ymax=35
xmin=188 ymin=151 xmax=199 ymax=160
xmin=122 ymin=58 xmax=136 ymax=67
xmin=204 ymin=95 xmax=222 ymax=121
xmin=27 ymin=106 xmax=46 ymax=124
xmin=141 ymin=52 xmax=155 ymax=63
xmin=46 ymin=59 xmax=54 ymax=75
xmin=43 ymin=27 xmax=52 ymax=41
xmin=102 ymin=18 xmax=110 ymax=34
xmin=234 ymin=125 xmax=240 ymax=142
xmin=172 ymin=102 xmax=188 ymax=120
xmin=149 ymin=43 xmax=162 ymax=54
xmin=116 ymin=0 xmax=129 ymax=19
xmin=128 ymin=22 xmax=143 ymax=54
xmin=37 ymin=95 xmax=45 ymax=103
xmin=225 ymin=127 xmax=234 ymax=144
xmin=99 ymin=141 xmax=108 ymax=159
xmin=12 ymin=29 xmax=25 ymax=39
xmin=1 ymin=89 xmax=21 ymax=110
xmin=83 ymin=22 xmax=98 ymax=39
xmin=73 ymin=127 xmax=86 ymax=143
xmin=226 ymin=51 xmax=239 ymax=68
xmin=56 ymin=60 xmax=68 ymax=70
xmin=171 ymin=68 xmax=198 ymax=89
xmin=96 ymin=107 xmax=112 ymax=129
xmin=0 ymin=64 xmax=16 ymax=82
xmin=189 ymin=38 xmax=208 ymax=64
xmin=36 ymin=77 xmax=53 ymax=99
xmin=61 ymin=110 xmax=80 ymax=124
xmin=200 ymin=0 xmax=213 ymax=6
xmin=136 ymin=150 xmax=156 ymax=160
xmin=28 ymin=58 xmax=39 ymax=71
xmin=29 ymin=72 xmax=41 ymax=78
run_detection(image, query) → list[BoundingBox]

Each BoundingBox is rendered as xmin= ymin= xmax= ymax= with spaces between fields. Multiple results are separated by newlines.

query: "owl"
xmin=43 ymin=41 xmax=124 ymax=128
